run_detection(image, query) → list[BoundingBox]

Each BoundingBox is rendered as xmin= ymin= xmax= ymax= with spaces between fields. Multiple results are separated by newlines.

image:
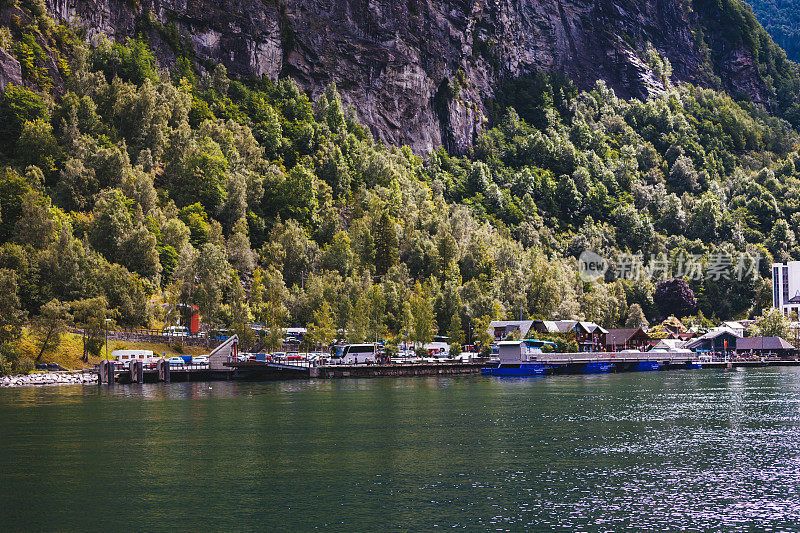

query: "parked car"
xmin=167 ymin=356 xmax=185 ymax=366
xmin=192 ymin=355 xmax=209 ymax=365
xmin=35 ymin=363 xmax=66 ymax=371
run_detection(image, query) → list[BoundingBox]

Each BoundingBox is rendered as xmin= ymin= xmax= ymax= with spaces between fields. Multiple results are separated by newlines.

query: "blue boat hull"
xmin=634 ymin=361 xmax=661 ymax=371
xmin=582 ymin=362 xmax=614 ymax=373
xmin=482 ymin=363 xmax=549 ymax=376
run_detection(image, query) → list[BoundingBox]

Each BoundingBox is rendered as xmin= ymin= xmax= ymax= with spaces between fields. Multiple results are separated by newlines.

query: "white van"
xmin=341 ymin=344 xmax=378 ymax=364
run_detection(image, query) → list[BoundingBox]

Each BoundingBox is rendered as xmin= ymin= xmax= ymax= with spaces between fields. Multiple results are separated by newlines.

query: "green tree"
xmin=250 ymin=266 xmax=266 ymax=323
xmin=262 ymin=266 xmax=288 ymax=352
xmin=751 ymin=307 xmax=790 ymax=338
xmin=366 ymin=284 xmax=387 ymax=343
xmin=448 ymin=307 xmax=463 ymax=345
xmin=0 ymin=85 xmax=47 ymax=153
xmin=308 ymin=300 xmax=336 ymax=351
xmin=374 ymin=212 xmax=399 ymax=275
xmin=31 ymin=299 xmax=71 ymax=362
xmin=17 ymin=118 xmax=59 ymax=174
xmin=0 ymin=269 xmax=26 ymax=345
xmin=194 ymin=243 xmax=231 ymax=331
xmin=625 ymin=303 xmax=649 ymax=329
xmin=347 ymin=294 xmax=370 ymax=343
xmin=228 ymin=273 xmax=252 ymax=352
xmin=411 ymin=282 xmax=436 ymax=347
xmin=70 ymin=297 xmax=111 ymax=361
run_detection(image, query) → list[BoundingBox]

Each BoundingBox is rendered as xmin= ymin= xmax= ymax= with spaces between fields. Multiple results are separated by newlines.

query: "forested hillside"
xmin=0 ymin=0 xmax=799 ymax=367
xmin=746 ymin=0 xmax=800 ymax=62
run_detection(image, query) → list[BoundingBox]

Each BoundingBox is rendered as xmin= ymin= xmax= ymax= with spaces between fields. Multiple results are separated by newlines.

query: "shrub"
xmin=86 ymin=337 xmax=104 ymax=357
xmin=0 ymin=341 xmax=22 ymax=375
xmin=414 ymin=347 xmax=428 ymax=358
xmin=13 ymin=356 xmax=34 ymax=375
xmin=449 ymin=342 xmax=461 ymax=357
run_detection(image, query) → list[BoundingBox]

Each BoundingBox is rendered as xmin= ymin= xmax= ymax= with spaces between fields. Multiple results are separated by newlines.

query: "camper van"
xmin=417 ymin=335 xmax=452 ymax=358
xmin=111 ymin=350 xmax=156 ymax=368
xmin=341 ymin=344 xmax=378 ymax=364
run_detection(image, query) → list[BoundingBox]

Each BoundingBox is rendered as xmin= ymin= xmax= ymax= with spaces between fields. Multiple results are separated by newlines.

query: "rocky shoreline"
xmin=0 ymin=372 xmax=98 ymax=387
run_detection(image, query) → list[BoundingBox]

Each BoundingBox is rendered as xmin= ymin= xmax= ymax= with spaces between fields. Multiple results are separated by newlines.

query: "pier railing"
xmin=529 ymin=352 xmax=696 ymax=363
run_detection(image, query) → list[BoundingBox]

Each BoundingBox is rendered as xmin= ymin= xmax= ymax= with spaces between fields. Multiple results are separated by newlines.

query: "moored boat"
xmin=481 ymin=339 xmax=556 ymax=377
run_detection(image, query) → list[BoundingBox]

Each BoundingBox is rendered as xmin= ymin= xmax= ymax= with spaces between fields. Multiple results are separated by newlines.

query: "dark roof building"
xmin=685 ymin=329 xmax=740 ymax=353
xmin=604 ymin=328 xmax=652 ymax=352
xmin=488 ymin=320 xmax=534 ymax=342
xmin=735 ymin=337 xmax=795 ymax=355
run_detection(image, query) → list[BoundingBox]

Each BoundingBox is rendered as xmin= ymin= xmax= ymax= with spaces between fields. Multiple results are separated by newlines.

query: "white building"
xmin=772 ymin=262 xmax=800 ymax=317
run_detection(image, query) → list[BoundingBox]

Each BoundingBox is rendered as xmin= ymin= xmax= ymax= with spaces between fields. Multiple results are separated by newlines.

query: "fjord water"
xmin=3 ymin=369 xmax=800 ymax=531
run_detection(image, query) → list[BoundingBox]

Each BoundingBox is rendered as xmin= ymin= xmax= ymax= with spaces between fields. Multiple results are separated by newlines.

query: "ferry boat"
xmin=481 ymin=339 xmax=556 ymax=376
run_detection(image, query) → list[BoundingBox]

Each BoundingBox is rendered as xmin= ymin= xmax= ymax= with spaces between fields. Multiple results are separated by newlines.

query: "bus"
xmin=341 ymin=344 xmax=378 ymax=364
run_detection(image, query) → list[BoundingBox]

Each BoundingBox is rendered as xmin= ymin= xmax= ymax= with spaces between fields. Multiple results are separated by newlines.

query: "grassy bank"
xmin=16 ymin=330 xmax=207 ymax=370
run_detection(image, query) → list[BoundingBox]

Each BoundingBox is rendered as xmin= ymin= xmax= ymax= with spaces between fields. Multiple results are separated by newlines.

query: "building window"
xmin=774 ymin=266 xmax=780 ymax=307
xmin=783 ymin=266 xmax=790 ymax=306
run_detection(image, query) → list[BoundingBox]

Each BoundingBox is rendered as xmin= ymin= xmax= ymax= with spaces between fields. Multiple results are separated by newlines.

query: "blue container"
xmin=180 ymin=355 xmax=193 ymax=364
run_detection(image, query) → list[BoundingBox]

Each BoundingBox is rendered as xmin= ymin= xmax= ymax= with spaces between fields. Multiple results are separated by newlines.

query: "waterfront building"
xmin=489 ymin=320 xmax=535 ymax=342
xmin=719 ymin=321 xmax=747 ymax=337
xmin=489 ymin=320 xmax=607 ymax=351
xmin=771 ymin=262 xmax=800 ymax=316
xmin=651 ymin=338 xmax=691 ymax=352
xmin=604 ymin=328 xmax=652 ymax=352
xmin=735 ymin=336 xmax=795 ymax=357
xmin=685 ymin=328 xmax=740 ymax=354
xmin=544 ymin=321 xmax=608 ymax=352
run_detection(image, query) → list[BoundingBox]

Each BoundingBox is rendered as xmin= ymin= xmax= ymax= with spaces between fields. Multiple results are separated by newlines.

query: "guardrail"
xmin=69 ymin=327 xmax=227 ymax=349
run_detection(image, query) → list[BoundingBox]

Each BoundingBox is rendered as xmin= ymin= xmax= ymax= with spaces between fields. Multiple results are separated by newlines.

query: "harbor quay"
xmin=94 ymin=335 xmax=800 ymax=385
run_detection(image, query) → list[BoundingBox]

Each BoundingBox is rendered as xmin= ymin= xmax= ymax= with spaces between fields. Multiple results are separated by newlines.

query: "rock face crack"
xmin=557 ymin=0 xmax=578 ymax=61
xmin=45 ymin=0 xmax=769 ymax=154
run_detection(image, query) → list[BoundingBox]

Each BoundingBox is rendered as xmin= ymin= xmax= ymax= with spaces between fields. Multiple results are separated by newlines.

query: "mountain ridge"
xmin=41 ymin=0 xmax=797 ymax=154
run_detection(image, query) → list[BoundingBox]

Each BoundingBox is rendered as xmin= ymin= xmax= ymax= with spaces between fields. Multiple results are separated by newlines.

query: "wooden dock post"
xmin=98 ymin=360 xmax=115 ymax=385
xmin=158 ymin=358 xmax=170 ymax=383
xmin=130 ymin=360 xmax=144 ymax=383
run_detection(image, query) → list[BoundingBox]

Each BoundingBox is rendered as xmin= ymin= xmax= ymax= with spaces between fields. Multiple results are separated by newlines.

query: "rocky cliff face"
xmin=46 ymin=0 xmax=770 ymax=154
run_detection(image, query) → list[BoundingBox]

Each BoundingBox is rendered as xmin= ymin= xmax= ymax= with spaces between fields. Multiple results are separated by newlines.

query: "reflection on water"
xmin=3 ymin=368 xmax=800 ymax=530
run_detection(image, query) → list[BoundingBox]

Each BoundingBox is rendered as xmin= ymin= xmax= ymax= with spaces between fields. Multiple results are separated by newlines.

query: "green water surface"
xmin=2 ymin=368 xmax=800 ymax=531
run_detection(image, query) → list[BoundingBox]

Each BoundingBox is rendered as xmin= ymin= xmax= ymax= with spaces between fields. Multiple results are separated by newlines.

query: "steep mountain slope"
xmin=745 ymin=0 xmax=800 ymax=62
xmin=43 ymin=0 xmax=795 ymax=154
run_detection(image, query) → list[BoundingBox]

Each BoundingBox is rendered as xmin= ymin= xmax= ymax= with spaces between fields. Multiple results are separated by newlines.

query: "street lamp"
xmin=105 ymin=318 xmax=112 ymax=363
